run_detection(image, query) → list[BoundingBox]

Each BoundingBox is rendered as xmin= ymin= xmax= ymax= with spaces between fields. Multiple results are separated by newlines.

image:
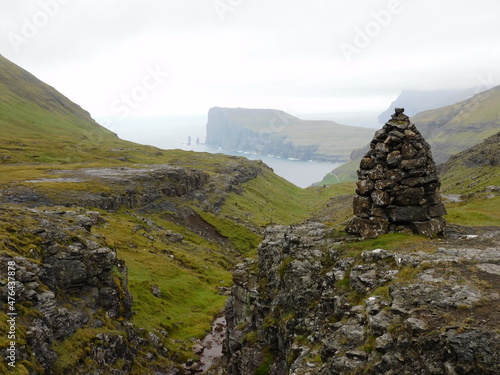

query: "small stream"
xmin=186 ymin=315 xmax=226 ymax=373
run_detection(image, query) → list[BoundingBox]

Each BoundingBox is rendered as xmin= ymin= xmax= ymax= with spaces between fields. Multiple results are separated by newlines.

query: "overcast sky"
xmin=1 ymin=0 xmax=499 ymax=119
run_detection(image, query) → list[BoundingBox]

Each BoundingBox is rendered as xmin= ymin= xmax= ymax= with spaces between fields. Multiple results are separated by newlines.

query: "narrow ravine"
xmin=199 ymin=316 xmax=226 ymax=372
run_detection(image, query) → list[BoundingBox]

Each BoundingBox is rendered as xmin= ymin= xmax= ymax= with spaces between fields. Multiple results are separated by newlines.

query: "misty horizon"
xmin=1 ymin=0 xmax=498 ymax=121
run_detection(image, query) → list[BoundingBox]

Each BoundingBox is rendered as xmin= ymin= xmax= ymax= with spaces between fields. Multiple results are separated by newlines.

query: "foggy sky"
xmin=1 ymin=0 xmax=499 ymax=119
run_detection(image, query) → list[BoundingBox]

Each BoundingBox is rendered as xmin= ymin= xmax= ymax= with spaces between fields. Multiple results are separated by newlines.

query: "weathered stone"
xmin=353 ymin=196 xmax=372 ymax=217
xmin=360 ymin=157 xmax=376 ymax=170
xmin=428 ymin=203 xmax=448 ymax=217
xmin=385 ymin=169 xmax=403 ymax=182
xmin=370 ymin=207 xmax=388 ymax=218
xmin=404 ymin=129 xmax=416 ymax=138
xmin=387 ymin=151 xmax=402 ymax=166
xmin=346 ymin=217 xmax=390 ymax=239
xmin=375 ymin=142 xmax=390 ymax=154
xmin=388 ymin=206 xmax=428 ymax=222
xmin=371 ymin=190 xmax=391 ymax=206
xmin=405 ymin=318 xmax=428 ymax=334
xmin=375 ymin=180 xmax=395 ymax=190
xmin=412 ymin=217 xmax=446 ymax=237
xmin=425 ymin=191 xmax=441 ymax=205
xmin=356 ymin=179 xmax=374 ymax=196
xmin=374 ymin=129 xmax=388 ymax=140
xmin=393 ymin=187 xmax=425 ymax=206
xmin=401 ymin=142 xmax=418 ymax=158
xmin=376 ymin=333 xmax=394 ymax=353
xmin=401 ymin=157 xmax=427 ymax=170
xmin=366 ymin=164 xmax=385 ymax=180
xmin=402 ymin=172 xmax=439 ymax=187
xmin=347 ymin=109 xmax=446 ymax=238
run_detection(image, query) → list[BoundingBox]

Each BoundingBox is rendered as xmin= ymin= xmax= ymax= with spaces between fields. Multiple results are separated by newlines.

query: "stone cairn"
xmin=346 ymin=108 xmax=447 ymax=238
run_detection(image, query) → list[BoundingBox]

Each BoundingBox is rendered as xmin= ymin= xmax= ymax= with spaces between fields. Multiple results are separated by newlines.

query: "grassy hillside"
xmin=377 ymin=87 xmax=478 ymax=122
xmin=438 ymin=131 xmax=500 ymax=226
xmin=319 ymin=86 xmax=500 ymax=184
xmin=412 ymin=85 xmax=500 ymax=163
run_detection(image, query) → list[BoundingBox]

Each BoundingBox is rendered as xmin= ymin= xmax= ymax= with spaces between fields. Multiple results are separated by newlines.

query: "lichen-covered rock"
xmin=224 ymin=223 xmax=500 ymax=374
xmin=0 ymin=207 xmax=135 ymax=373
xmin=346 ymin=108 xmax=447 ymax=238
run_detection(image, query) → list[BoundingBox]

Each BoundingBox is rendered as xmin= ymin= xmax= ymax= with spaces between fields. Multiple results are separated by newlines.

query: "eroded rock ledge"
xmin=0 ymin=207 xmax=173 ymax=374
xmin=222 ymin=223 xmax=500 ymax=374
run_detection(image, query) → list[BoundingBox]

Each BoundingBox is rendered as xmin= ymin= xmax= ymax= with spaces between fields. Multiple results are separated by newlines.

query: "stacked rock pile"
xmin=346 ymin=108 xmax=447 ymax=238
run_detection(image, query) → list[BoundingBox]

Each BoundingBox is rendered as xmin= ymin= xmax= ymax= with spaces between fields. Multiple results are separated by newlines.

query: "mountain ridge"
xmin=378 ymin=87 xmax=481 ymax=123
xmin=320 ymin=85 xmax=500 ymax=184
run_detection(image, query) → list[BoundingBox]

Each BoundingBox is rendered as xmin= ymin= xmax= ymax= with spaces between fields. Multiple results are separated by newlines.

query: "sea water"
xmin=97 ymin=114 xmax=376 ymax=188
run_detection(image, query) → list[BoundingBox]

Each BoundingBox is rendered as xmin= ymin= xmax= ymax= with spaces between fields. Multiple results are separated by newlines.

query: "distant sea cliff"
xmin=205 ymin=107 xmax=374 ymax=163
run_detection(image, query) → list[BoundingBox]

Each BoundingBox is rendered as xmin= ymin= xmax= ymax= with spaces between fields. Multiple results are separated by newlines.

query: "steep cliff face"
xmin=205 ymin=107 xmax=374 ymax=162
xmin=223 ymin=224 xmax=500 ymax=374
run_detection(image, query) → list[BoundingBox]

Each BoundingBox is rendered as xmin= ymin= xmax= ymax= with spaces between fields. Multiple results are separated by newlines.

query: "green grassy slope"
xmin=438 ymin=131 xmax=500 ymax=226
xmin=318 ymin=86 xmax=500 ymax=184
xmin=412 ymin=86 xmax=500 ymax=163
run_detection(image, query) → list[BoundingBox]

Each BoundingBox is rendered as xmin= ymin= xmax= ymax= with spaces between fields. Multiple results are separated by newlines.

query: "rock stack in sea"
xmin=346 ymin=108 xmax=447 ymax=238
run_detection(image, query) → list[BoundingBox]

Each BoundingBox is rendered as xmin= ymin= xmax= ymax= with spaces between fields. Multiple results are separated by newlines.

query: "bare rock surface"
xmin=223 ymin=223 xmax=500 ymax=374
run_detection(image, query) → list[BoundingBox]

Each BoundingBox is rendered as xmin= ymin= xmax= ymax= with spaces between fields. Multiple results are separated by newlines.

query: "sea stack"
xmin=346 ymin=108 xmax=447 ymax=238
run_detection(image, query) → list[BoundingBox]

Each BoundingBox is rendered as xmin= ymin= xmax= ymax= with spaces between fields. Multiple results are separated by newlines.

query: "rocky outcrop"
xmin=0 ymin=157 xmax=269 ymax=374
xmin=439 ymin=131 xmax=500 ymax=171
xmin=346 ymin=108 xmax=447 ymax=238
xmin=223 ymin=223 xmax=500 ymax=374
xmin=1 ymin=161 xmax=266 ymax=214
xmin=0 ymin=206 xmax=170 ymax=374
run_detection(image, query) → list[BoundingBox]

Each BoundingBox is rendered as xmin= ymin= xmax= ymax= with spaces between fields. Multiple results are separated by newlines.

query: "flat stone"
xmin=393 ymin=187 xmax=425 ymax=206
xmin=412 ymin=217 xmax=446 ymax=237
xmin=476 ymin=263 xmax=500 ymax=276
xmin=346 ymin=217 xmax=390 ymax=239
xmin=371 ymin=190 xmax=391 ymax=206
xmin=388 ymin=206 xmax=428 ymax=222
xmin=401 ymin=157 xmax=427 ymax=170
xmin=428 ymin=203 xmax=448 ymax=217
